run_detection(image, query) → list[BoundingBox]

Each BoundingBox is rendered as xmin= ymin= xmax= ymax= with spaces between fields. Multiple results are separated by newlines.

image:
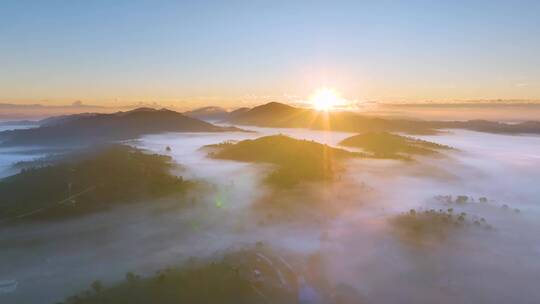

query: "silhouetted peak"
xmin=255 ymin=102 xmax=295 ymax=110
xmin=126 ymin=107 xmax=159 ymax=113
xmin=116 ymin=107 xmax=180 ymax=117
xmin=189 ymin=106 xmax=227 ymax=113
xmin=230 ymin=107 xmax=250 ymax=114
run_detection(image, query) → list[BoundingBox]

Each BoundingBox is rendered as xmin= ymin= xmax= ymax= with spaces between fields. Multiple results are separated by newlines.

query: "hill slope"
xmin=339 ymin=132 xmax=452 ymax=159
xmin=0 ymin=108 xmax=240 ymax=146
xmin=0 ymin=145 xmax=193 ymax=222
xmin=206 ymin=135 xmax=364 ymax=187
xmin=62 ymin=247 xmax=360 ymax=304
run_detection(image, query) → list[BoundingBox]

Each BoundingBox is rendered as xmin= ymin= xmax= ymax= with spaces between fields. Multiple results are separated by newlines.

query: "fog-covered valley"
xmin=1 ymin=120 xmax=539 ymax=303
xmin=4 ymin=0 xmax=540 ymax=302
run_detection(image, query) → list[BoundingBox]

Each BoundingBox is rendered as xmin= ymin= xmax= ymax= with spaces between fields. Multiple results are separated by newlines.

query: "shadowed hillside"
xmin=206 ymin=135 xmax=364 ymax=187
xmin=0 ymin=108 xmax=242 ymax=147
xmin=0 ymin=145 xmax=193 ymax=222
xmin=60 ymin=246 xmax=361 ymax=304
xmin=339 ymin=132 xmax=452 ymax=159
xmin=227 ymin=102 xmax=314 ymax=128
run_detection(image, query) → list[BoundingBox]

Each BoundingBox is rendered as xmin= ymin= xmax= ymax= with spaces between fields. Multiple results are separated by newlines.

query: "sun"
xmin=309 ymin=87 xmax=345 ymax=111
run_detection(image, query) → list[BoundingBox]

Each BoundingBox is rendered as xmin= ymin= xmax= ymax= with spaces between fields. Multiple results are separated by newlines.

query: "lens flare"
xmin=309 ymin=88 xmax=346 ymax=111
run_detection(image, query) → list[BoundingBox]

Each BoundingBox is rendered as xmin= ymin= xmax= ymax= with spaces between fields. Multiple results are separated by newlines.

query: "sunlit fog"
xmin=1 ymin=117 xmax=540 ymax=303
xmin=2 ymin=1 xmax=540 ymax=303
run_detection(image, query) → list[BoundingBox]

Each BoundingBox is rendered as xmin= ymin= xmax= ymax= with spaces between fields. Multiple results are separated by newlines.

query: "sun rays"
xmin=309 ymin=87 xmax=347 ymax=111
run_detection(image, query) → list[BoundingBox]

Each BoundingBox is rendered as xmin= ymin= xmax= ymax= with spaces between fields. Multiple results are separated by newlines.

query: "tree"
xmin=91 ymin=280 xmax=103 ymax=293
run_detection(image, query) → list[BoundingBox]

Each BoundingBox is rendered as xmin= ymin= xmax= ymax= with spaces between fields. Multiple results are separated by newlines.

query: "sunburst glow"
xmin=309 ymin=88 xmax=346 ymax=111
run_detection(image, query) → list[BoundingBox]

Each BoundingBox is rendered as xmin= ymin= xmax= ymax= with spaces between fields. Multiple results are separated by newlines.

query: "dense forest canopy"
xmin=60 ymin=246 xmax=360 ymax=304
xmin=0 ymin=145 xmax=192 ymax=222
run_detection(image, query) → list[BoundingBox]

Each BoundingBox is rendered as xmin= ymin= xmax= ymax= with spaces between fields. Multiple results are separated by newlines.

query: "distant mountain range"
xmin=183 ymin=106 xmax=229 ymax=121
xmin=2 ymin=102 xmax=539 ymax=147
xmin=225 ymin=102 xmax=540 ymax=135
xmin=0 ymin=108 xmax=241 ymax=147
xmin=0 ymin=102 xmax=111 ymax=120
xmin=183 ymin=106 xmax=251 ymax=121
xmin=0 ymin=102 xmax=250 ymax=122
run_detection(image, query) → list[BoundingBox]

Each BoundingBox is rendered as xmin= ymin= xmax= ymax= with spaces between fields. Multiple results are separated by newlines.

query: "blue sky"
xmin=1 ymin=0 xmax=539 ymax=106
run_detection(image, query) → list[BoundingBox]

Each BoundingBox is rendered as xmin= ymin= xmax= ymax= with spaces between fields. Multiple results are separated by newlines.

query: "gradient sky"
xmin=1 ymin=0 xmax=540 ymax=107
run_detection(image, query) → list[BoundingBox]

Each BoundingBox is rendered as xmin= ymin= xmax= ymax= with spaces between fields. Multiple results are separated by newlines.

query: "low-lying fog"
xmin=0 ymin=123 xmax=44 ymax=178
xmin=1 ymin=126 xmax=539 ymax=303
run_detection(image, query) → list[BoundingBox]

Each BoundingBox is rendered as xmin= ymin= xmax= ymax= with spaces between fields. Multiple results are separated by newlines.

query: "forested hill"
xmin=206 ymin=135 xmax=364 ymax=187
xmin=0 ymin=145 xmax=193 ymax=222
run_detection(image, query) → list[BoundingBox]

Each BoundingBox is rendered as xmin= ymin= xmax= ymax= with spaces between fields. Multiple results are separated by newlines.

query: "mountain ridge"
xmin=227 ymin=102 xmax=540 ymax=135
xmin=0 ymin=108 xmax=242 ymax=147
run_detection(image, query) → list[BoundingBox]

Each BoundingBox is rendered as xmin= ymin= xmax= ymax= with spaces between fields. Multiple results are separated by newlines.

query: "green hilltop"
xmin=339 ymin=132 xmax=452 ymax=159
xmin=206 ymin=135 xmax=364 ymax=187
